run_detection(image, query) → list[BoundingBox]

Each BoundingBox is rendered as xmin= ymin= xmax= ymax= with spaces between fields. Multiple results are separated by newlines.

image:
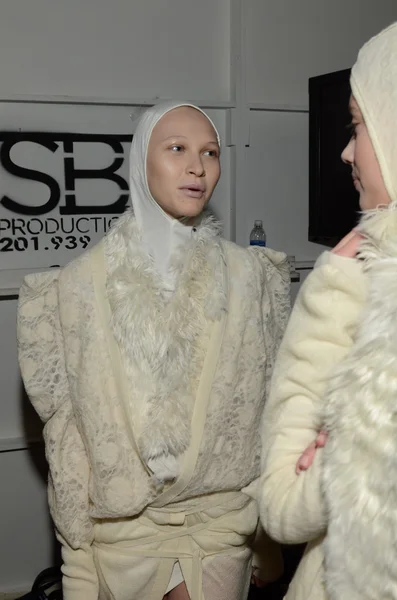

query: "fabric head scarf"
xmin=351 ymin=22 xmax=397 ymax=203
xmin=129 ymin=101 xmax=220 ymax=291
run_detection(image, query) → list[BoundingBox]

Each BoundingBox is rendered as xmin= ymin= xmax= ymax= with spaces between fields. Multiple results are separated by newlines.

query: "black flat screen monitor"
xmin=309 ymin=68 xmax=360 ymax=246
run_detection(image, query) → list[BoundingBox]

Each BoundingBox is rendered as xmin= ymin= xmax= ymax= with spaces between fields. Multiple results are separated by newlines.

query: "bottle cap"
xmin=254 ymin=220 xmax=263 ymax=227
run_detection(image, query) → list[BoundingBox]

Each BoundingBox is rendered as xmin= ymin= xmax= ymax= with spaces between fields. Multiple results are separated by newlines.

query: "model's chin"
xmin=360 ymin=199 xmax=391 ymax=212
xmin=358 ymin=193 xmax=387 ymax=212
xmin=179 ymin=198 xmax=208 ymax=218
xmin=359 ymin=196 xmax=368 ymax=211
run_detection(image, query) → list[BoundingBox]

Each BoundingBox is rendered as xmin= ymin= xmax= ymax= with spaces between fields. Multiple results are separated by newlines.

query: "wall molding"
xmin=0 ymin=592 xmax=29 ymax=599
xmin=0 ymin=260 xmax=316 ymax=299
xmin=0 ymin=436 xmax=43 ymax=453
xmin=249 ymin=102 xmax=309 ymax=113
xmin=0 ymin=94 xmax=235 ymax=109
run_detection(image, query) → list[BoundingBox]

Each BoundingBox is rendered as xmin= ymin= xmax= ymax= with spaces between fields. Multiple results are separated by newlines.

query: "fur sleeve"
xmin=258 ymin=252 xmax=367 ymax=544
xmin=17 ymin=273 xmax=99 ymax=598
xmin=323 ymin=256 xmax=397 ymax=599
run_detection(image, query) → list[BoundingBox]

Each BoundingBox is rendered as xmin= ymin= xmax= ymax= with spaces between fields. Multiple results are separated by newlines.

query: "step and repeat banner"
xmin=0 ymin=101 xmax=230 ymax=290
xmin=0 ymin=130 xmax=131 ymax=270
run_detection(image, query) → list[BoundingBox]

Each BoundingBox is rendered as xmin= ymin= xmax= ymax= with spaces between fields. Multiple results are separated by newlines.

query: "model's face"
xmin=146 ymin=106 xmax=221 ymax=219
xmin=341 ymin=96 xmax=390 ymax=211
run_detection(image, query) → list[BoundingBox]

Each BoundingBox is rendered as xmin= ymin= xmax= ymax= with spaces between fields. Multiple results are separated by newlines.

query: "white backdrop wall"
xmin=1 ymin=0 xmax=397 ymax=593
xmin=0 ymin=0 xmax=231 ymax=103
xmin=236 ymin=0 xmax=397 ymax=248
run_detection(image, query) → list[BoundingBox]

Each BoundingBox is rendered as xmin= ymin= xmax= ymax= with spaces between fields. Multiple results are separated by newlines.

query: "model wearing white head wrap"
xmin=119 ymin=102 xmax=221 ymax=489
xmin=350 ymin=22 xmax=397 ymax=204
xmin=258 ymin=20 xmax=397 ymax=600
xmin=17 ymin=95 xmax=290 ymax=599
xmin=322 ymin=22 xmax=397 ymax=600
xmin=129 ymin=101 xmax=220 ymax=293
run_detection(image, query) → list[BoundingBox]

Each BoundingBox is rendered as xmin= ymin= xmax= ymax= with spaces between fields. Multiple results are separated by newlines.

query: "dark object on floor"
xmin=17 ymin=566 xmax=62 ymax=599
xmin=248 ymin=581 xmax=288 ymax=599
xmin=247 ymin=543 xmax=306 ymax=599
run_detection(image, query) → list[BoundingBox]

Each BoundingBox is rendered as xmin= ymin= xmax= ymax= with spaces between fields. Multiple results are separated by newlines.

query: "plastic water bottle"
xmin=249 ymin=220 xmax=266 ymax=247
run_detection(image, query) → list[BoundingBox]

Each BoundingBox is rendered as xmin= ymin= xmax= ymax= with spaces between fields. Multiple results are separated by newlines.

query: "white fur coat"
xmin=324 ymin=202 xmax=397 ymax=599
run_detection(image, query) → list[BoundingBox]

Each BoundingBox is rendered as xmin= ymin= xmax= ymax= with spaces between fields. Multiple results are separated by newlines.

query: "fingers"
xmin=251 ymin=569 xmax=268 ymax=588
xmin=296 ymin=441 xmax=317 ymax=474
xmin=315 ymin=430 xmax=328 ymax=447
xmin=296 ymin=431 xmax=329 ymax=474
xmin=253 ymin=576 xmax=268 ymax=588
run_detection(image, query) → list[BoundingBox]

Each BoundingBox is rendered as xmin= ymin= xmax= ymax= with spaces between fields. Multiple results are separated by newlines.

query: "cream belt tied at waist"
xmin=93 ymin=491 xmax=258 ymax=600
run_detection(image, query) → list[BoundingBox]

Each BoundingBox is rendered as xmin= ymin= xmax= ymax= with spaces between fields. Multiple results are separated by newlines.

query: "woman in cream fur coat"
xmin=259 ymin=22 xmax=397 ymax=600
xmin=17 ymin=102 xmax=289 ymax=600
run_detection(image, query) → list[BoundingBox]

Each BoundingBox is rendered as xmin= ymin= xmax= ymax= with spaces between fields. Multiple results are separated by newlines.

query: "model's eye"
xmin=204 ymin=149 xmax=219 ymax=158
xmin=171 ymin=145 xmax=184 ymax=152
xmin=346 ymin=122 xmax=358 ymax=139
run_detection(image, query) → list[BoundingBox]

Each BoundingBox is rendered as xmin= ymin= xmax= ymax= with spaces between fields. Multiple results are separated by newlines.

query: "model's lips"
xmin=179 ymin=184 xmax=206 ymax=198
xmin=352 ymin=171 xmax=361 ymax=190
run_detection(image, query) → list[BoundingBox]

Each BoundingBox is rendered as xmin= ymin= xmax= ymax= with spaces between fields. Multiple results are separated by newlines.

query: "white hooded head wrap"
xmin=351 ymin=22 xmax=397 ymax=203
xmin=129 ymin=101 xmax=220 ymax=291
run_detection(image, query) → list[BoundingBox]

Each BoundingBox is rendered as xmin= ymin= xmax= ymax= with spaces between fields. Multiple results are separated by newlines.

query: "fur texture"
xmin=105 ymin=210 xmax=227 ymax=465
xmin=323 ymin=201 xmax=397 ymax=599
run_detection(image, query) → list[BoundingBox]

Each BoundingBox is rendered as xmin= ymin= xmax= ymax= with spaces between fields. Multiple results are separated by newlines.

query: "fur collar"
xmin=356 ymin=200 xmax=397 ymax=264
xmin=103 ymin=211 xmax=227 ymax=465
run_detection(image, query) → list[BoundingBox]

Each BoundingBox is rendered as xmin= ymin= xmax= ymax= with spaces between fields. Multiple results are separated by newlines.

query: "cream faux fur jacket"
xmin=17 ymin=214 xmax=290 ymax=599
xmin=259 ymin=204 xmax=397 ymax=600
xmin=323 ymin=204 xmax=397 ymax=599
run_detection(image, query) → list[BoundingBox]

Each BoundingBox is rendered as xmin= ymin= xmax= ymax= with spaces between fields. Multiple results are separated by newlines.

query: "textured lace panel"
xmin=17 ymin=272 xmax=93 ymax=546
xmin=18 ymin=271 xmax=65 ymax=421
xmin=250 ymin=247 xmax=291 ymax=397
xmin=104 ymin=213 xmax=226 ymax=465
xmin=179 ymin=243 xmax=291 ymax=499
xmin=58 ymin=251 xmax=156 ymax=520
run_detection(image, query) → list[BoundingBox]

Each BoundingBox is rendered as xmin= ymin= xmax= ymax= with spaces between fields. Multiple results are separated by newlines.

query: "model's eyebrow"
xmin=161 ymin=135 xmax=219 ymax=145
xmin=162 ymin=135 xmax=188 ymax=141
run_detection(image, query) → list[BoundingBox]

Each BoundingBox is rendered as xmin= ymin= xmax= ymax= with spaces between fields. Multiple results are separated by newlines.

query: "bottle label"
xmin=250 ymin=240 xmax=266 ymax=247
